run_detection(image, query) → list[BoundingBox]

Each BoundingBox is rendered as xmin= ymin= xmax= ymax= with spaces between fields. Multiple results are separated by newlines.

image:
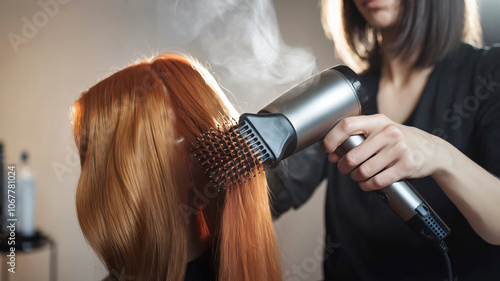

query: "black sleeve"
xmin=265 ymin=142 xmax=329 ymax=217
xmin=472 ymin=45 xmax=500 ymax=177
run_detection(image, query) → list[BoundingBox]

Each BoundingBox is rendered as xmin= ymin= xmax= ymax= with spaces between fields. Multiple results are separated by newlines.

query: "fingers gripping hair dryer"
xmin=239 ymin=65 xmax=451 ymax=246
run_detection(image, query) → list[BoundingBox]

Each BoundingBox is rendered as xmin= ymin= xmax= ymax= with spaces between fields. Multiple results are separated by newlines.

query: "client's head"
xmin=71 ymin=54 xmax=282 ymax=281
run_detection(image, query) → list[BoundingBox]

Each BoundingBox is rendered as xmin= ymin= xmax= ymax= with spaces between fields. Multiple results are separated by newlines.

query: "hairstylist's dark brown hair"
xmin=321 ymin=0 xmax=483 ymax=72
xmin=71 ymin=54 xmax=282 ymax=281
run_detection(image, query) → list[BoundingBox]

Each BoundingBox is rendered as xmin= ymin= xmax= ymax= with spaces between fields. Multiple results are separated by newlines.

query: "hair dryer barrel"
xmin=239 ymin=65 xmax=368 ymax=168
xmin=258 ymin=66 xmax=369 ymax=156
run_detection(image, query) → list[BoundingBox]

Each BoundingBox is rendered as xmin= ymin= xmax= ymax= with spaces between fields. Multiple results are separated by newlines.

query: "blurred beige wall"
xmin=0 ymin=0 xmax=498 ymax=280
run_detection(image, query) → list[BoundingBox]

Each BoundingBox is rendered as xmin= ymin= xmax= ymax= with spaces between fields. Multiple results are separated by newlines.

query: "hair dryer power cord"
xmin=437 ymin=241 xmax=453 ymax=281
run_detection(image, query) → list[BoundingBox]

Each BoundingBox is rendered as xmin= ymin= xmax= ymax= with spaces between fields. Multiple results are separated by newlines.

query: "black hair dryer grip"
xmin=337 ymin=134 xmax=451 ymax=244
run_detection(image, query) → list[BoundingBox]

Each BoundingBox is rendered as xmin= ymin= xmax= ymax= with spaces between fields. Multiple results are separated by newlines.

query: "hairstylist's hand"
xmin=322 ymin=114 xmax=451 ymax=191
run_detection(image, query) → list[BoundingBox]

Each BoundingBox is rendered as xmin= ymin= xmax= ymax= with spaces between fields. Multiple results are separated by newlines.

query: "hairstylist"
xmin=267 ymin=0 xmax=500 ymax=280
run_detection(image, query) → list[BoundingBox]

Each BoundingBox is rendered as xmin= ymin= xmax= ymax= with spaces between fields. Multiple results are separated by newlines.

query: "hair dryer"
xmin=239 ymin=65 xmax=450 ymax=245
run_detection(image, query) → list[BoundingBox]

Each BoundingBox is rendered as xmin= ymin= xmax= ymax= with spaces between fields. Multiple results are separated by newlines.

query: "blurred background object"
xmin=17 ymin=151 xmax=36 ymax=238
xmin=480 ymin=0 xmax=500 ymax=45
xmin=0 ymin=0 xmax=498 ymax=280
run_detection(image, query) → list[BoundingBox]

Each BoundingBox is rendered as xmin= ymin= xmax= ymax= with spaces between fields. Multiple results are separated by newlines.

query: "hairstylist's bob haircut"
xmin=321 ymin=0 xmax=483 ymax=72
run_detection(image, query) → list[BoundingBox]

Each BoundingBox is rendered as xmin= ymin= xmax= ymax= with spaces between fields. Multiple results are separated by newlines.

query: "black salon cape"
xmin=267 ymin=43 xmax=500 ymax=281
xmin=101 ymin=249 xmax=215 ymax=281
xmin=184 ymin=249 xmax=216 ymax=281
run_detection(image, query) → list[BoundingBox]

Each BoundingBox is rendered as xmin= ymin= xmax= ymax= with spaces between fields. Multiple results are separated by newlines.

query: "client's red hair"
xmin=71 ymin=54 xmax=282 ymax=280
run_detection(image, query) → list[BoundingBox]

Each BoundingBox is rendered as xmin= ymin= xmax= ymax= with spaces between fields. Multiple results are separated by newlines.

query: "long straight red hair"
xmin=71 ymin=54 xmax=282 ymax=280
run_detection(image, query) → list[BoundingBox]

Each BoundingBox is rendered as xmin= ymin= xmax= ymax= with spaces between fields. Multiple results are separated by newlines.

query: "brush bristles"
xmin=192 ymin=120 xmax=264 ymax=190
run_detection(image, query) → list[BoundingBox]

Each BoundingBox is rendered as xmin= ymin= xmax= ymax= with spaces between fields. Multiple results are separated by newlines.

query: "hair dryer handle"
xmin=337 ymin=135 xmax=451 ymax=243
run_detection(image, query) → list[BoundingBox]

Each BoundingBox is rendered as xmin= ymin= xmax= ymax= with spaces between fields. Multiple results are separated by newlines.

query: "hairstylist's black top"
xmin=184 ymin=249 xmax=216 ymax=281
xmin=267 ymin=43 xmax=500 ymax=281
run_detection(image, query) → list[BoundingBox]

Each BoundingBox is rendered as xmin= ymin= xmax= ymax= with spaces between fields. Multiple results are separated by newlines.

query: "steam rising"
xmin=157 ymin=0 xmax=317 ymax=111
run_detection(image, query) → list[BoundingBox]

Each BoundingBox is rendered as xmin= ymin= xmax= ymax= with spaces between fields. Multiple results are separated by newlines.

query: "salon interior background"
xmin=0 ymin=0 xmax=499 ymax=280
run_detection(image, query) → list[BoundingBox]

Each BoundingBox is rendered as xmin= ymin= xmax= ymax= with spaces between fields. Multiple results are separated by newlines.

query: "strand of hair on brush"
xmin=191 ymin=118 xmax=264 ymax=191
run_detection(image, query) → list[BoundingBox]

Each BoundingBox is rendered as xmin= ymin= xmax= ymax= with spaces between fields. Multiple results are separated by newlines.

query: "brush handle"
xmin=338 ymin=135 xmax=450 ymax=242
